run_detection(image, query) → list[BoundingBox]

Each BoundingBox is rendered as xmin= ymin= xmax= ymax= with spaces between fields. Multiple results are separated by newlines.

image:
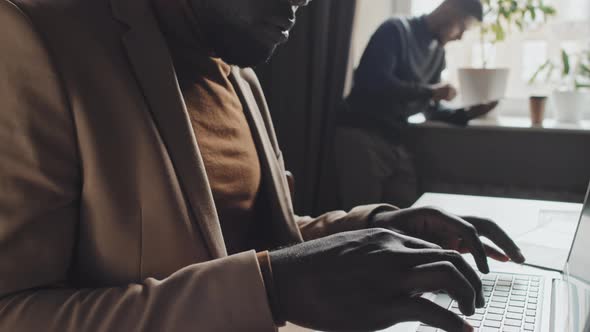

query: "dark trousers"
xmin=333 ymin=126 xmax=419 ymax=210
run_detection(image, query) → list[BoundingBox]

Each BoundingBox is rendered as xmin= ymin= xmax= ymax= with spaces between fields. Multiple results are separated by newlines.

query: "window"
xmin=411 ymin=0 xmax=443 ymax=15
xmin=351 ymin=0 xmax=590 ymax=117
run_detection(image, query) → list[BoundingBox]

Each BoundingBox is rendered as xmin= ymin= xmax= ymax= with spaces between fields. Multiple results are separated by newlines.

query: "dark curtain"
xmin=256 ymin=0 xmax=357 ymax=215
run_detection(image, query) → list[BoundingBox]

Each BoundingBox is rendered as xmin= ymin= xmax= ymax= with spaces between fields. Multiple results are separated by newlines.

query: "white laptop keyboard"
xmin=418 ymin=273 xmax=544 ymax=332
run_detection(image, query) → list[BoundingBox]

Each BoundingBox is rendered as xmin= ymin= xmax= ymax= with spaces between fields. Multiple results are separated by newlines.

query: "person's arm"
xmin=0 ymin=4 xmax=275 ymax=331
xmin=354 ymin=20 xmax=434 ymax=102
xmin=425 ymin=101 xmax=500 ymax=126
xmin=295 ymin=205 xmax=397 ymax=241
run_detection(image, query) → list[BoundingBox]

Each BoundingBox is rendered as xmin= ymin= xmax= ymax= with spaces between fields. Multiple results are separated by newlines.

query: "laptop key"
xmin=525 ymin=317 xmax=535 ymax=324
xmin=481 ymin=328 xmax=501 ymax=332
xmin=506 ymin=312 xmax=523 ymax=320
xmin=494 ymin=291 xmax=509 ymax=297
xmin=483 ymin=280 xmax=495 ymax=286
xmin=508 ymin=307 xmax=524 ymax=314
xmin=492 ymin=297 xmax=508 ymax=303
xmin=502 ymin=326 xmax=520 ymax=332
xmin=512 ymin=290 xmax=527 ymax=296
xmin=526 ymin=310 xmax=536 ymax=316
xmin=488 ymin=307 xmax=505 ymax=315
xmin=484 ymin=320 xmax=502 ymax=328
xmin=467 ymin=314 xmax=484 ymax=321
xmin=529 ymin=298 xmax=538 ymax=304
xmin=509 ymin=301 xmax=525 ymax=308
xmin=524 ymin=323 xmax=535 ymax=331
xmin=490 ymin=302 xmax=506 ymax=309
xmin=528 ymin=304 xmax=538 ymax=310
xmin=466 ymin=319 xmax=481 ymax=327
xmin=486 ymin=313 xmax=503 ymax=321
xmin=529 ymin=292 xmax=539 ymax=298
xmin=511 ymin=295 xmax=526 ymax=301
xmin=504 ymin=319 xmax=522 ymax=327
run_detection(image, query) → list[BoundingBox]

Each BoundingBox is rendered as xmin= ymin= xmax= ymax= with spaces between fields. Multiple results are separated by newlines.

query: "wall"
xmin=405 ymin=125 xmax=590 ymax=203
xmin=351 ymin=0 xmax=395 ymax=67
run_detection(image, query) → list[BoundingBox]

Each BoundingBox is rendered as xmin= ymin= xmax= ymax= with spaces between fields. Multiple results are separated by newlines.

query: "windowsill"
xmin=408 ymin=113 xmax=590 ymax=133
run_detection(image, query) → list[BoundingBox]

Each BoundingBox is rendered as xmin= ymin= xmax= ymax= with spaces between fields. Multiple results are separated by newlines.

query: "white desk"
xmin=414 ymin=193 xmax=582 ymax=271
xmin=281 ymin=193 xmax=583 ymax=332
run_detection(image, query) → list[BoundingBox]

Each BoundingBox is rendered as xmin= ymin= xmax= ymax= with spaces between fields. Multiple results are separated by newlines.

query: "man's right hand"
xmin=431 ymin=83 xmax=458 ymax=102
xmin=270 ymin=229 xmax=480 ymax=332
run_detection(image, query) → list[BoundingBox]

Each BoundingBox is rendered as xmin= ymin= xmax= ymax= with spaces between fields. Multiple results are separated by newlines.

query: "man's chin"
xmin=216 ymin=43 xmax=278 ymax=68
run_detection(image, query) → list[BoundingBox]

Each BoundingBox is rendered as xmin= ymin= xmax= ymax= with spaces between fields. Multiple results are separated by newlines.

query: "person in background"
xmin=334 ymin=0 xmax=498 ymax=209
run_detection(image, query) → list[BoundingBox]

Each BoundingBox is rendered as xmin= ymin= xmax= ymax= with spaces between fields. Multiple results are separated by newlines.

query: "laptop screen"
xmin=567 ymin=184 xmax=590 ymax=282
xmin=565 ymin=184 xmax=590 ymax=331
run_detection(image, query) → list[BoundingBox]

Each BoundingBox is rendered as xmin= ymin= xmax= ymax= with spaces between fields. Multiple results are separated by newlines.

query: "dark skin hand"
xmin=372 ymin=206 xmax=526 ymax=273
xmin=466 ymin=101 xmax=499 ymax=120
xmin=271 ymin=229 xmax=480 ymax=332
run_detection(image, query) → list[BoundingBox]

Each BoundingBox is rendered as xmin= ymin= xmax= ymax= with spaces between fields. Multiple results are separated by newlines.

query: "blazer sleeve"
xmin=0 ymin=2 xmax=275 ymax=331
xmin=276 ymin=153 xmax=398 ymax=241
xmin=295 ymin=204 xmax=399 ymax=241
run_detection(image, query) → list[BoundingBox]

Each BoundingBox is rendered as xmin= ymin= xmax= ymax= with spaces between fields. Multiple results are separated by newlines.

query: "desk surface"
xmin=413 ymin=193 xmax=583 ymax=271
xmin=408 ymin=114 xmax=590 ymax=133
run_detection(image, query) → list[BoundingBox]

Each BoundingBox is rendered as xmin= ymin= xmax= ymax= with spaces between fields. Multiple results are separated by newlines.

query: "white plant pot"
xmin=551 ymin=90 xmax=590 ymax=124
xmin=458 ymin=68 xmax=510 ymax=108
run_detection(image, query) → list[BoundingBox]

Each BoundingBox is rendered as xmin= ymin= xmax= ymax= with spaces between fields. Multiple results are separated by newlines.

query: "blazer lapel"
xmin=229 ymin=68 xmax=303 ymax=245
xmin=110 ymin=0 xmax=227 ymax=258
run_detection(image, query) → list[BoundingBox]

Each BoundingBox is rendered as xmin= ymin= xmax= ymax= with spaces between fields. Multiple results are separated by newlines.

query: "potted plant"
xmin=529 ymin=48 xmax=590 ymax=124
xmin=458 ymin=0 xmax=556 ymax=107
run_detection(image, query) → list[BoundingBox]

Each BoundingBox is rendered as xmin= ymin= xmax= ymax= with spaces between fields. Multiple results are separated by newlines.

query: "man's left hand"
xmin=371 ymin=207 xmax=526 ymax=274
xmin=466 ymin=101 xmax=499 ymax=120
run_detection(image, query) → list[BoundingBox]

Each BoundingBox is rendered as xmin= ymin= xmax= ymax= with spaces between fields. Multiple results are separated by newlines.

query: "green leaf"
xmin=529 ymin=60 xmax=551 ymax=84
xmin=542 ymin=6 xmax=557 ymax=16
xmin=491 ymin=23 xmax=506 ymax=42
xmin=562 ymin=49 xmax=571 ymax=76
xmin=529 ymin=7 xmax=537 ymax=20
xmin=580 ymin=63 xmax=590 ymax=77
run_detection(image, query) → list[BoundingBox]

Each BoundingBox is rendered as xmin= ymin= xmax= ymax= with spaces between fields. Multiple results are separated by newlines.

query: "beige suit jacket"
xmin=0 ymin=0 xmax=395 ymax=330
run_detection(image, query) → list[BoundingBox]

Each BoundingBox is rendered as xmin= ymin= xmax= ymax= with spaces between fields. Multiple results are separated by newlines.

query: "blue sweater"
xmin=345 ymin=16 xmax=468 ymax=132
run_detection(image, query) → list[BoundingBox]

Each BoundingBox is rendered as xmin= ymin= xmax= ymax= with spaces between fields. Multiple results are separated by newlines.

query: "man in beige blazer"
xmin=0 ymin=0 xmax=525 ymax=331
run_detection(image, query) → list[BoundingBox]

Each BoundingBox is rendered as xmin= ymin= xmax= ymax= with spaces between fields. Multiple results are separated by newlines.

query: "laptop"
xmin=385 ymin=183 xmax=590 ymax=332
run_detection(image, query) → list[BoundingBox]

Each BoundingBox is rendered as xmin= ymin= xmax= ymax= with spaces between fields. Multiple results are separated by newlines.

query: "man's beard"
xmin=204 ymin=20 xmax=279 ymax=68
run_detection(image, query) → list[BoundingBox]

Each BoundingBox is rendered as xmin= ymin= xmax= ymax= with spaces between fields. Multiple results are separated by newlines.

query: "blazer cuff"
xmin=212 ymin=250 xmax=278 ymax=330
